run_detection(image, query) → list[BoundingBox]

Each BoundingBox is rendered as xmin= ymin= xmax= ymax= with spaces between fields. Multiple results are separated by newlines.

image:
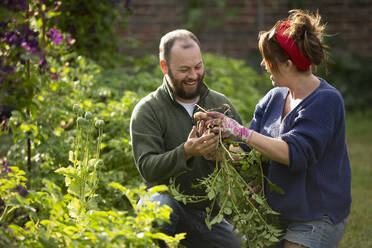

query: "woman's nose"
xmin=260 ymin=60 xmax=265 ymax=68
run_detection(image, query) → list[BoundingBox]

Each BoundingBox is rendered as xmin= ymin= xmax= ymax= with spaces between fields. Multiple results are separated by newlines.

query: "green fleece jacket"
xmin=130 ymin=77 xmax=242 ymax=210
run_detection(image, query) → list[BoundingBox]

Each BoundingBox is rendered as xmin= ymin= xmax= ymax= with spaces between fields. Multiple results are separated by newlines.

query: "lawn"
xmin=339 ymin=110 xmax=372 ymax=247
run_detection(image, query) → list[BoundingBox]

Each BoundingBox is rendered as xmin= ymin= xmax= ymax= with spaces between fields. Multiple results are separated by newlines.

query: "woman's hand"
xmin=194 ymin=111 xmax=253 ymax=143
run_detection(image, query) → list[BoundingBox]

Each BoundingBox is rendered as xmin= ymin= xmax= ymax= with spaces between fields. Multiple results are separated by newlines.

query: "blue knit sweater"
xmin=248 ymin=78 xmax=351 ymax=224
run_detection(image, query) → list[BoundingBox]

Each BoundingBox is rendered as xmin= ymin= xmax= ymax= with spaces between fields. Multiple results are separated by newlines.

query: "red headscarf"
xmin=275 ymin=21 xmax=311 ymax=70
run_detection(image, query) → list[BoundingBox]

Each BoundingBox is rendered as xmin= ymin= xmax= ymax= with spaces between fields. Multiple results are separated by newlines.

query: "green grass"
xmin=339 ymin=111 xmax=372 ymax=247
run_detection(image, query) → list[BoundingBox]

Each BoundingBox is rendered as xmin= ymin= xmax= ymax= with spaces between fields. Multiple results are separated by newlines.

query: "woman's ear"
xmin=286 ymin=59 xmax=293 ymax=68
xmin=285 ymin=59 xmax=295 ymax=72
xmin=160 ymin=60 xmax=168 ymax=75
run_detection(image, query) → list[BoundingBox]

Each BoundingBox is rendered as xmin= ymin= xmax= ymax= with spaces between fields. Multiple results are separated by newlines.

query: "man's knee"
xmin=139 ymin=192 xmax=176 ymax=206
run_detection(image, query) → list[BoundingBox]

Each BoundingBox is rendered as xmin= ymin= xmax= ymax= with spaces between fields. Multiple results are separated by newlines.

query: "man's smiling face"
xmin=167 ymin=38 xmax=205 ymax=103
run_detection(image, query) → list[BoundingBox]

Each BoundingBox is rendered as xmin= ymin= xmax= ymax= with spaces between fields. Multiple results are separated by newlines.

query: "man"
xmin=130 ymin=29 xmax=242 ymax=247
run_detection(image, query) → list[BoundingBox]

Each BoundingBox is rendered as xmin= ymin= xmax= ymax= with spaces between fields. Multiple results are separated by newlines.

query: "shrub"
xmin=318 ymin=37 xmax=372 ymax=112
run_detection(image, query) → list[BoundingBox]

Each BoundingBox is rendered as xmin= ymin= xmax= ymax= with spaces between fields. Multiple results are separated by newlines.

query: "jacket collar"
xmin=161 ymin=76 xmax=209 ymax=103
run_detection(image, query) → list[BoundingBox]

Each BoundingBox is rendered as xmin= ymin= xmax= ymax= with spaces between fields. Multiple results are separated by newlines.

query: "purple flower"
xmin=38 ymin=55 xmax=47 ymax=69
xmin=46 ymin=28 xmax=63 ymax=45
xmin=21 ymin=41 xmax=31 ymax=50
xmin=66 ymin=34 xmax=72 ymax=43
xmin=2 ymin=31 xmax=18 ymax=44
xmin=2 ymin=27 xmax=41 ymax=57
xmin=50 ymin=72 xmax=59 ymax=81
xmin=66 ymin=34 xmax=75 ymax=45
xmin=3 ymin=65 xmax=16 ymax=75
xmin=2 ymin=161 xmax=9 ymax=167
xmin=1 ymin=160 xmax=11 ymax=173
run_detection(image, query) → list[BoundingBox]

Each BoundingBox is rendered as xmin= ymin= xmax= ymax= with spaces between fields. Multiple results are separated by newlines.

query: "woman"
xmin=195 ymin=9 xmax=351 ymax=248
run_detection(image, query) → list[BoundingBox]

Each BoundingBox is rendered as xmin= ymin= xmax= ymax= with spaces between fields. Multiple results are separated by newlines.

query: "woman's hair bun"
xmin=287 ymin=9 xmax=328 ymax=66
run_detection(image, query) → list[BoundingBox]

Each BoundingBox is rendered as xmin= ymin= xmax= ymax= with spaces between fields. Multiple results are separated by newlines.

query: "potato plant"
xmin=169 ymin=107 xmax=283 ymax=247
xmin=0 ymin=108 xmax=183 ymax=247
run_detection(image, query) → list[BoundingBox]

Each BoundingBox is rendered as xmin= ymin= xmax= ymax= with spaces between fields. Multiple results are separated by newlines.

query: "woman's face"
xmin=261 ymin=59 xmax=288 ymax=87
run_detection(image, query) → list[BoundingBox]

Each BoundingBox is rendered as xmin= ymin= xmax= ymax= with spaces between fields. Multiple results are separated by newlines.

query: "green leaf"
xmin=207 ymin=190 xmax=215 ymax=200
xmin=252 ymin=194 xmax=264 ymax=205
xmin=55 ymin=166 xmax=75 ymax=175
xmin=269 ymin=236 xmax=280 ymax=242
xmin=67 ymin=180 xmax=80 ymax=197
xmin=69 ymin=151 xmax=74 ymax=163
xmin=19 ymin=123 xmax=38 ymax=136
xmin=108 ymin=182 xmax=127 ymax=193
xmin=224 ymin=207 xmax=232 ymax=215
xmin=149 ymin=185 xmax=168 ymax=193
xmin=46 ymin=11 xmax=62 ymax=18
xmin=265 ymin=176 xmax=285 ymax=195
xmin=67 ymin=198 xmax=82 ymax=218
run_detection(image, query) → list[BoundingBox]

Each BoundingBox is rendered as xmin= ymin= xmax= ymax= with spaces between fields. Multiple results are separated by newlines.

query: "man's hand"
xmin=203 ymin=150 xmax=224 ymax=161
xmin=184 ymin=126 xmax=219 ymax=160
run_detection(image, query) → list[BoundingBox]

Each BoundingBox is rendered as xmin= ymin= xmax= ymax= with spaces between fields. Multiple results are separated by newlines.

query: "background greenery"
xmin=339 ymin=111 xmax=372 ymax=247
xmin=1 ymin=0 xmax=371 ymax=247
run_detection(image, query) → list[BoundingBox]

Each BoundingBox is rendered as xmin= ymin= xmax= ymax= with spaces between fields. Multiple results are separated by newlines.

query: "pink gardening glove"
xmin=204 ymin=112 xmax=253 ymax=143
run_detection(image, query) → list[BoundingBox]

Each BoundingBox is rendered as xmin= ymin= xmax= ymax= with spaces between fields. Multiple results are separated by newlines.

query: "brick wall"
xmin=120 ymin=0 xmax=371 ymax=60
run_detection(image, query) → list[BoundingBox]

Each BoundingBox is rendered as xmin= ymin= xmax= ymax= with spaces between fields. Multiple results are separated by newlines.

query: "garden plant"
xmin=1 ymin=1 xmax=370 ymax=247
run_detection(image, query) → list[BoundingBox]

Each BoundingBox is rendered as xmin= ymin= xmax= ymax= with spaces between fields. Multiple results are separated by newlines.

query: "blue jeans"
xmin=279 ymin=215 xmax=347 ymax=248
xmin=138 ymin=192 xmax=241 ymax=248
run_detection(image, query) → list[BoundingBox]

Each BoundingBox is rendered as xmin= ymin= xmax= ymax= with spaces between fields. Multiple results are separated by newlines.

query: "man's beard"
xmin=168 ymin=69 xmax=204 ymax=100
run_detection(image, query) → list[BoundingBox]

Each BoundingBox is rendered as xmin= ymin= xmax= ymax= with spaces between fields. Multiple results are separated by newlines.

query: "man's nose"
xmin=188 ymin=69 xmax=198 ymax=80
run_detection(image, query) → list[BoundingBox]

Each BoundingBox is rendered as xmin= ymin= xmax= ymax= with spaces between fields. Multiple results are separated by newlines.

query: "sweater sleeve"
xmin=130 ymin=99 xmax=191 ymax=185
xmin=280 ymin=90 xmax=344 ymax=172
xmin=249 ymin=89 xmax=276 ymax=131
xmin=227 ymin=99 xmax=243 ymax=125
xmin=239 ymin=91 xmax=272 ymax=152
xmin=249 ymin=99 xmax=265 ymax=131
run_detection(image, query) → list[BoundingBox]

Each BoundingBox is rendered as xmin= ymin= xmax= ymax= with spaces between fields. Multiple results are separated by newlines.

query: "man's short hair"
xmin=159 ymin=29 xmax=201 ymax=65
